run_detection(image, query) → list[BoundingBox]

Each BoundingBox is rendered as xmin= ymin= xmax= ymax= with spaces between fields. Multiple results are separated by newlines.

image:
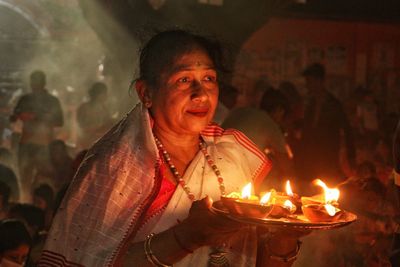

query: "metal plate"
xmin=212 ymin=201 xmax=357 ymax=230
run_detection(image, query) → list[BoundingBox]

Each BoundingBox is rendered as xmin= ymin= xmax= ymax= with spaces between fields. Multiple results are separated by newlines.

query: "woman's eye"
xmin=204 ymin=75 xmax=216 ymax=82
xmin=178 ymin=77 xmax=190 ymax=83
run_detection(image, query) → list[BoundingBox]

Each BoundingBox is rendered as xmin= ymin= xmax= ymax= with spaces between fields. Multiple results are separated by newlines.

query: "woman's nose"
xmin=191 ymin=81 xmax=208 ymax=101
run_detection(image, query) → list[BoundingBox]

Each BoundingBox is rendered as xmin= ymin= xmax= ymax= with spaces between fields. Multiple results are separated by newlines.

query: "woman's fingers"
xmin=190 ymin=196 xmax=213 ymax=214
xmin=184 ymin=196 xmax=251 ymax=248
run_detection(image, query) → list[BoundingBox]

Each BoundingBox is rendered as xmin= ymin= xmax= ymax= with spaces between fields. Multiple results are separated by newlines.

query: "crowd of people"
xmin=219 ymin=63 xmax=399 ymax=266
xmin=0 ymin=29 xmax=398 ymax=267
xmin=0 ymin=71 xmax=113 ymax=266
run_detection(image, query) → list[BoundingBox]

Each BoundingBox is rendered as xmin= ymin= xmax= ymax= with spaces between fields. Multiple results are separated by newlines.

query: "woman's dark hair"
xmin=8 ymin=203 xmax=45 ymax=233
xmin=0 ymin=147 xmax=13 ymax=167
xmin=138 ymin=29 xmax=226 ymax=89
xmin=0 ymin=181 xmax=10 ymax=207
xmin=0 ymin=219 xmax=32 ymax=252
xmin=260 ymin=89 xmax=290 ymax=115
xmin=33 ymin=184 xmax=54 ymax=210
xmin=49 ymin=139 xmax=69 ymax=156
xmin=88 ymin=82 xmax=107 ymax=101
xmin=30 ymin=70 xmax=46 ymax=86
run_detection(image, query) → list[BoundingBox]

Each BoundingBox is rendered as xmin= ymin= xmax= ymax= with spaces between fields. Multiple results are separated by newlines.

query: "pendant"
xmin=208 ymin=249 xmax=230 ymax=267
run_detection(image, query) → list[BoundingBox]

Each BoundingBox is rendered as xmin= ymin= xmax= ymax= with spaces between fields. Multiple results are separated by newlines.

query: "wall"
xmin=234 ymin=17 xmax=400 ymax=112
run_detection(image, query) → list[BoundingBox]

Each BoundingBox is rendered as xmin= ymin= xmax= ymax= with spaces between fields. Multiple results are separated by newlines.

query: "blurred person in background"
xmin=296 ymin=63 xmax=355 ymax=193
xmin=48 ymin=139 xmax=73 ymax=191
xmin=212 ymin=83 xmax=238 ymax=124
xmin=0 ymin=219 xmax=32 ymax=267
xmin=0 ymin=147 xmax=16 ymax=173
xmin=32 ymin=184 xmax=54 ymax=230
xmin=233 ymin=76 xmax=270 ymax=109
xmin=278 ymin=81 xmax=304 ymax=125
xmin=76 ymin=82 xmax=115 ymax=150
xmin=0 ymin=182 xmax=11 ymax=220
xmin=259 ymin=89 xmax=296 ymax=190
xmin=356 ymin=89 xmax=379 ymax=139
xmin=7 ymin=203 xmax=46 ymax=266
xmin=10 ymin=70 xmax=63 ymax=203
xmin=390 ymin=119 xmax=400 ymax=266
xmin=223 ymin=88 xmax=295 ymax=191
xmin=0 ymin=163 xmax=18 ymax=204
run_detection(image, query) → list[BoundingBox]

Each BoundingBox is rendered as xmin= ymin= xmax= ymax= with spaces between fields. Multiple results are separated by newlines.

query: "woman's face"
xmin=150 ymin=49 xmax=219 ymax=135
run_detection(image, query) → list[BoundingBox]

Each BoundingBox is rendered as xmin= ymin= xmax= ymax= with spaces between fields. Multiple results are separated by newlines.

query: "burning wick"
xmin=260 ymin=192 xmax=271 ymax=205
xmin=241 ymin=183 xmax=252 ymax=199
xmin=324 ymin=204 xmax=336 ymax=216
xmin=283 ymin=199 xmax=294 ymax=210
xmin=313 ymin=179 xmax=340 ymax=204
xmin=313 ymin=179 xmax=340 ymax=216
xmin=286 ymin=180 xmax=294 ymax=196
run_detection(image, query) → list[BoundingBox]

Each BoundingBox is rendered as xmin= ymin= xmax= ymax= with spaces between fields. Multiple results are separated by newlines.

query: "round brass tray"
xmin=212 ymin=201 xmax=357 ymax=230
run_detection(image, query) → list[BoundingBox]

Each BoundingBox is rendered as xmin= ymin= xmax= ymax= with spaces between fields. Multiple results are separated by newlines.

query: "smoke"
xmin=9 ymin=0 xmax=140 ymax=147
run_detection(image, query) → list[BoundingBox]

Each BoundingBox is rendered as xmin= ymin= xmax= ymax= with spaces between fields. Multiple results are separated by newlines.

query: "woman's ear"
xmin=135 ymin=80 xmax=152 ymax=108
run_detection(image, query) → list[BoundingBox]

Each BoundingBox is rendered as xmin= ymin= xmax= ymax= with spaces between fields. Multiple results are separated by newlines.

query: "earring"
xmin=144 ymin=101 xmax=152 ymax=108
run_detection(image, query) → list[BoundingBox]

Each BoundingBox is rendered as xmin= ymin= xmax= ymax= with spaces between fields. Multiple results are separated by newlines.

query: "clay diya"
xmin=221 ymin=183 xmax=273 ymax=219
xmin=302 ymin=179 xmax=342 ymax=222
xmin=302 ymin=204 xmax=343 ymax=222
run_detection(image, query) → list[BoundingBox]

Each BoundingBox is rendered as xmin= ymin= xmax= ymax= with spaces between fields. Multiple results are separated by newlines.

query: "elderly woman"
xmin=39 ymin=30 xmax=301 ymax=267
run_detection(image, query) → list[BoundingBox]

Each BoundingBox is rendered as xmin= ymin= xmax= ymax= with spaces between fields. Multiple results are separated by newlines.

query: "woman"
xmin=39 ymin=30 xmax=301 ymax=266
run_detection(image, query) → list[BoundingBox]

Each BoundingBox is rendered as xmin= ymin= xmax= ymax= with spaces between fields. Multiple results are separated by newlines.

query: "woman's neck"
xmin=153 ymin=126 xmax=200 ymax=164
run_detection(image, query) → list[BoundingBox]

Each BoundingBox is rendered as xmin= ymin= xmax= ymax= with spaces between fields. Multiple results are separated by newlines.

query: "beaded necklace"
xmin=154 ymin=135 xmax=226 ymax=201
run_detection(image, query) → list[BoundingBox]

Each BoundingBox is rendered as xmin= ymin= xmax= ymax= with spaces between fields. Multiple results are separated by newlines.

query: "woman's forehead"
xmin=169 ymin=50 xmax=215 ymax=73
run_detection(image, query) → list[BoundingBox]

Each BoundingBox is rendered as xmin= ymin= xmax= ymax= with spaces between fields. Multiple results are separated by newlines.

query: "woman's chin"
xmin=183 ymin=121 xmax=210 ymax=134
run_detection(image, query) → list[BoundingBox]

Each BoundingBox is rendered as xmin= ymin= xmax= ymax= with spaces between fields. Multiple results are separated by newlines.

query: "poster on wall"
xmin=385 ymin=70 xmax=400 ymax=114
xmin=307 ymin=46 xmax=324 ymax=65
xmin=327 ymin=75 xmax=351 ymax=102
xmin=326 ymin=45 xmax=348 ymax=75
xmin=371 ymin=42 xmax=395 ymax=71
xmin=284 ymin=41 xmax=305 ymax=79
xmin=259 ymin=47 xmax=282 ymax=86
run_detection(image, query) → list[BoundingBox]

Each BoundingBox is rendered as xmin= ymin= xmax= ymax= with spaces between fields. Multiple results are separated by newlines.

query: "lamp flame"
xmin=314 ymin=179 xmax=340 ymax=203
xmin=284 ymin=199 xmax=294 ymax=210
xmin=324 ymin=204 xmax=336 ymax=216
xmin=260 ymin=192 xmax=271 ymax=205
xmin=241 ymin=183 xmax=252 ymax=199
xmin=286 ymin=180 xmax=294 ymax=196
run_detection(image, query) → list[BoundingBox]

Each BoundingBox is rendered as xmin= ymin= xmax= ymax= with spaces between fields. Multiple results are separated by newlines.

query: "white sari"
xmin=39 ymin=103 xmax=270 ymax=267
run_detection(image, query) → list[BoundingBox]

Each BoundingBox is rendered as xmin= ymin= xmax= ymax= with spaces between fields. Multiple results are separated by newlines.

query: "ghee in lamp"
xmin=221 ymin=183 xmax=273 ymax=218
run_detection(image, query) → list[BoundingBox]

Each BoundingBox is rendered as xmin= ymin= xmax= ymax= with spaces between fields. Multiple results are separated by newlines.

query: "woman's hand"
xmin=174 ymin=196 xmax=245 ymax=250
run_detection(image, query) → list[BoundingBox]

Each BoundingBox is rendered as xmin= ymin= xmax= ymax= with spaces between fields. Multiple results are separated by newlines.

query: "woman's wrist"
xmin=144 ymin=233 xmax=172 ymax=267
xmin=171 ymin=223 xmax=201 ymax=253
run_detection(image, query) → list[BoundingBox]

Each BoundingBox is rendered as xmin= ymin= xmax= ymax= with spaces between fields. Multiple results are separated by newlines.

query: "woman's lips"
xmin=187 ymin=108 xmax=209 ymax=117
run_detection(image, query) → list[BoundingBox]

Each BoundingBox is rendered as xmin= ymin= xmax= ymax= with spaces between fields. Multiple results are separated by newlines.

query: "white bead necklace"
xmin=154 ymin=135 xmax=226 ymax=201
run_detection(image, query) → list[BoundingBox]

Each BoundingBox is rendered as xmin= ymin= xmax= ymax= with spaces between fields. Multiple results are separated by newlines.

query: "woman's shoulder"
xmin=201 ymin=123 xmax=271 ymax=188
xmin=201 ymin=123 xmax=250 ymax=145
xmin=201 ymin=123 xmax=267 ymax=166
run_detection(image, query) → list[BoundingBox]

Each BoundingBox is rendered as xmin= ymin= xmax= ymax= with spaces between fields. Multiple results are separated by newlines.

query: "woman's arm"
xmin=123 ymin=224 xmax=198 ymax=266
xmin=122 ymin=196 xmax=244 ymax=266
